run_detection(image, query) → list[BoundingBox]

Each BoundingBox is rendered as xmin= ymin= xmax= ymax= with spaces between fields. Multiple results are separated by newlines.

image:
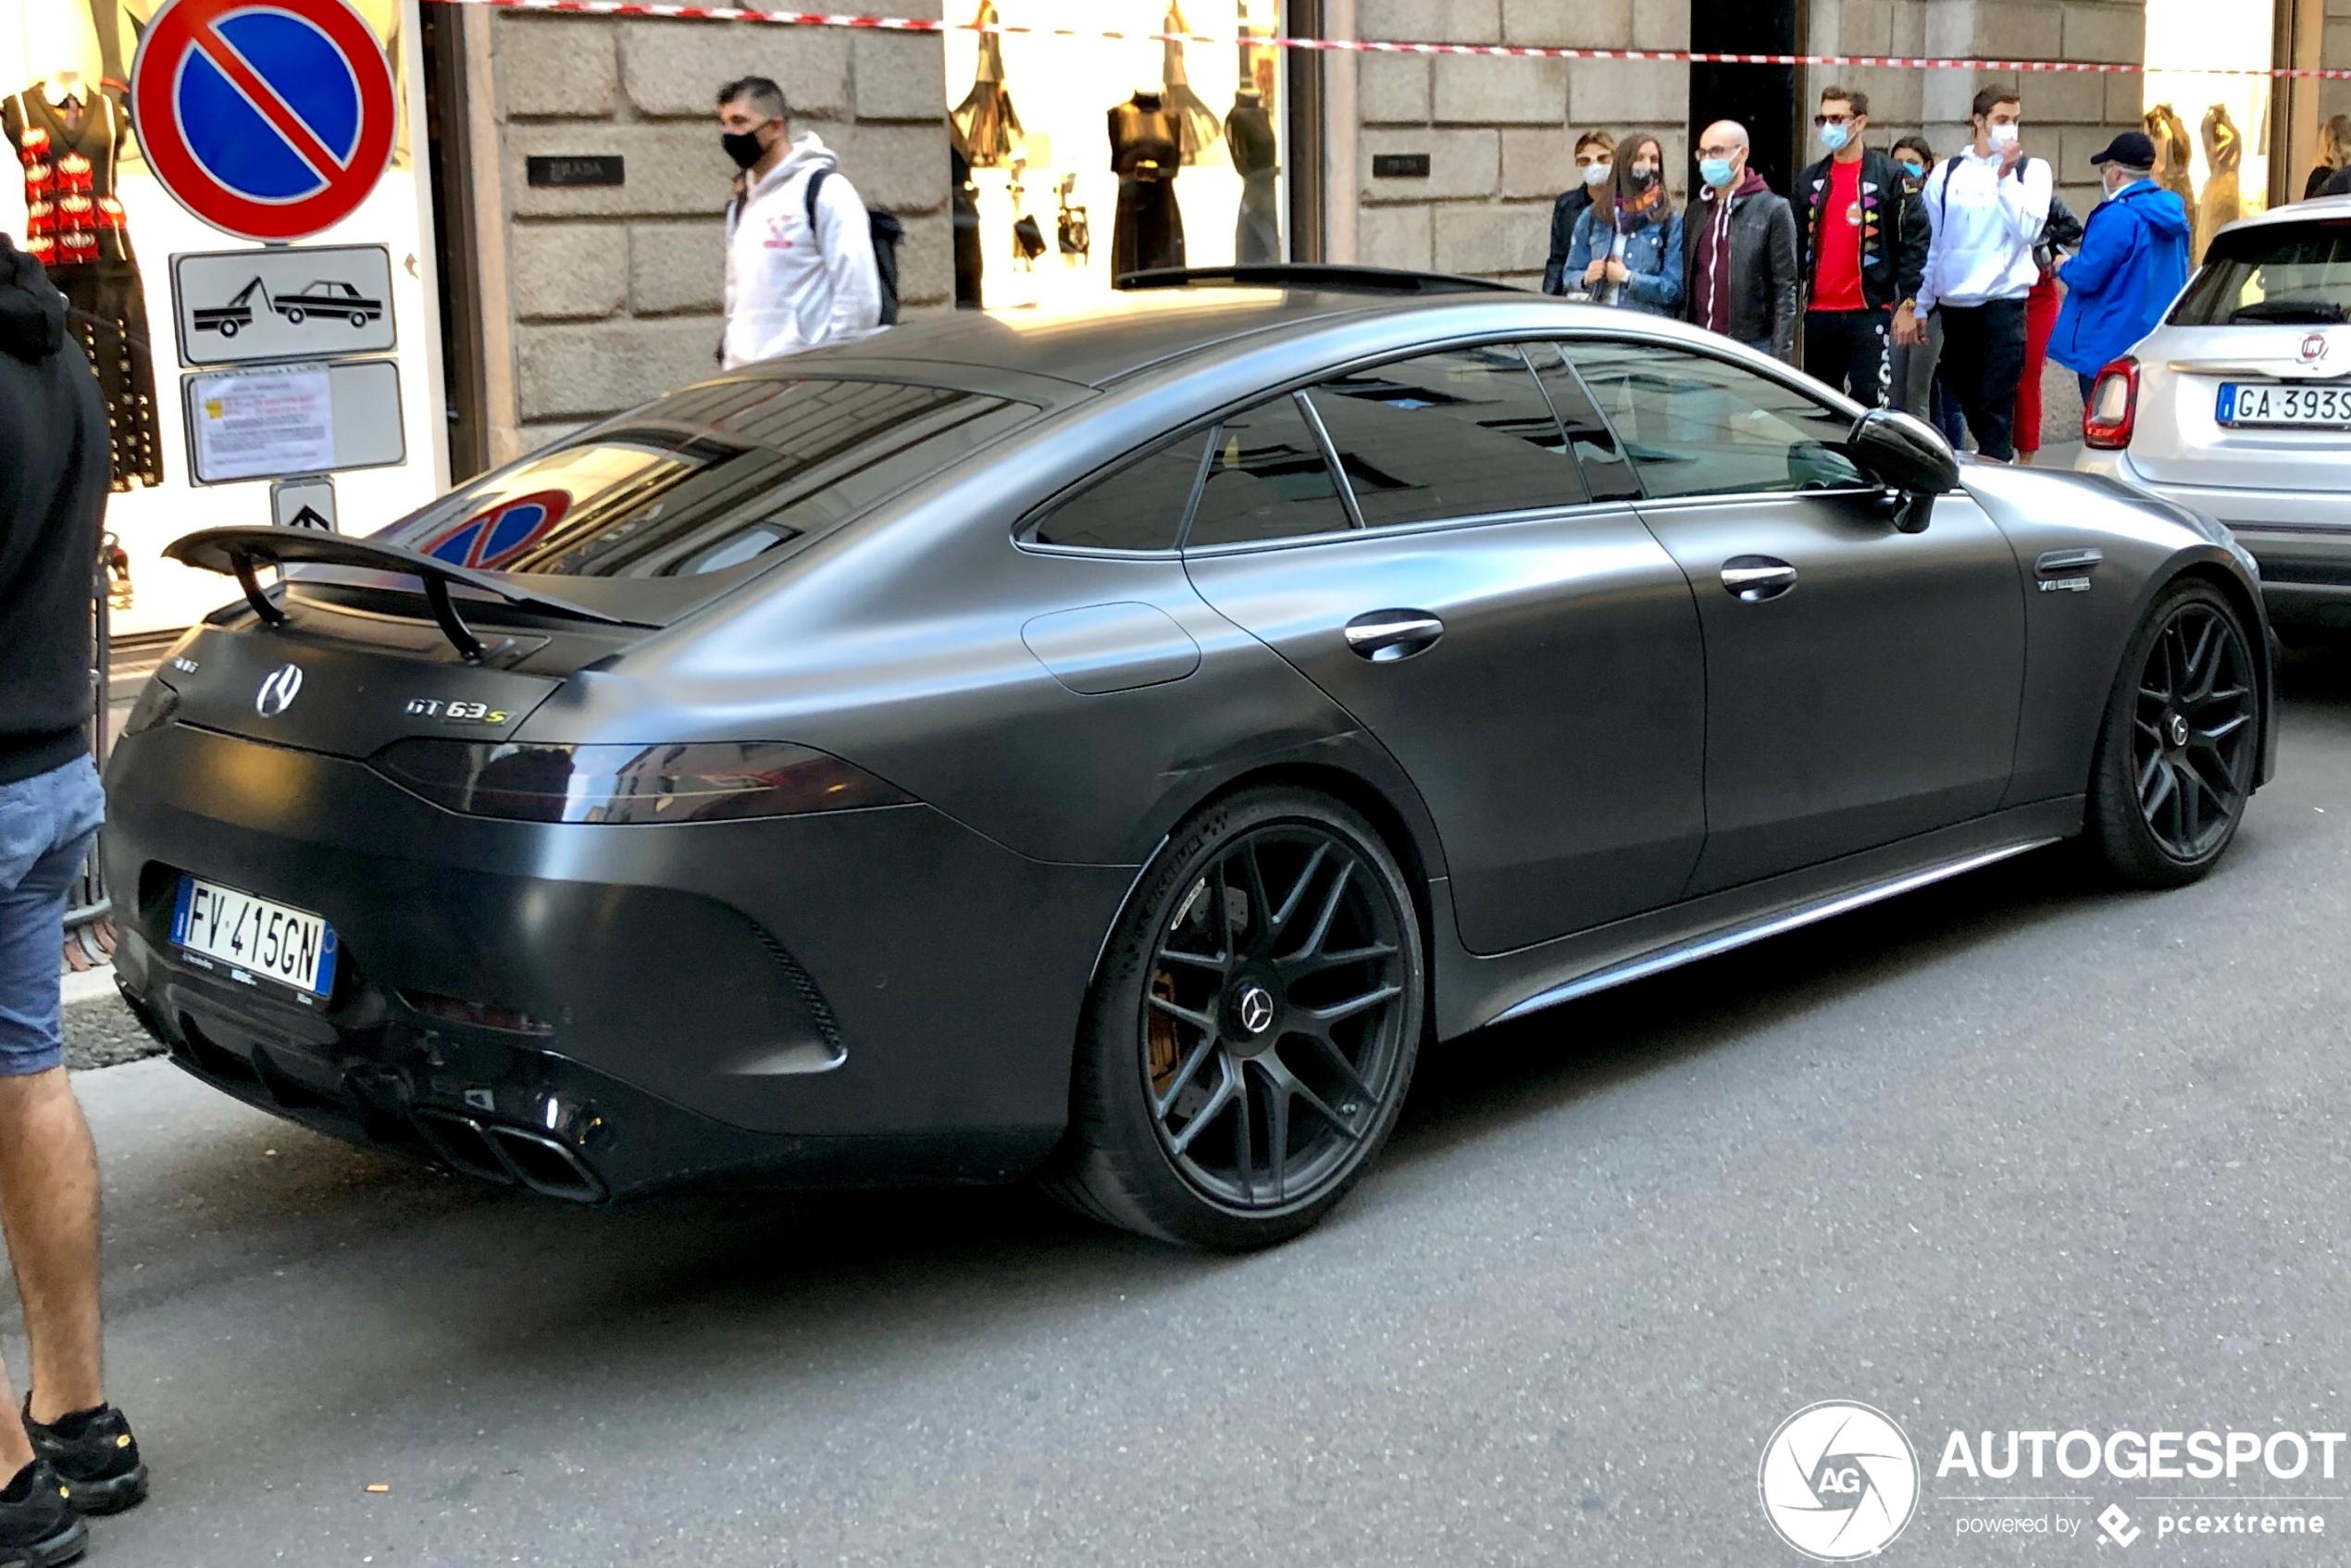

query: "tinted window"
xmin=1563 ymin=343 xmax=1868 ymax=499
xmin=1185 ymin=393 xmax=1353 ymax=548
xmin=374 ymin=379 xmax=1028 ymax=577
xmin=1525 ymin=342 xmax=1644 ymax=502
xmin=1304 ymin=345 xmax=1586 ymax=527
xmin=1029 ymin=429 xmax=1209 ymax=551
xmin=2171 ymin=218 xmax=2351 ymax=327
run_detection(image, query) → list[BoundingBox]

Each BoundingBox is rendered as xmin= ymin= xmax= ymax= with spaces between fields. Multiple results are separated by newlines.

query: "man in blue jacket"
xmin=2050 ymin=131 xmax=2192 ymax=397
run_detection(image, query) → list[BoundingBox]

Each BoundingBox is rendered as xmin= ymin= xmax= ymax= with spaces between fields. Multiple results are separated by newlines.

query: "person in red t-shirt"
xmin=1795 ymin=87 xmax=1927 ymax=405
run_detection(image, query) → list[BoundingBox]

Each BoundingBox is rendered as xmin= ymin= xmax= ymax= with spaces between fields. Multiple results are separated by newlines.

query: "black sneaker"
xmin=21 ymin=1403 xmax=145 ymax=1517
xmin=0 ymin=1461 xmax=86 ymax=1566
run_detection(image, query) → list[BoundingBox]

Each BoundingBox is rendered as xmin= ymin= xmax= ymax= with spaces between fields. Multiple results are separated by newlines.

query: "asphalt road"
xmin=31 ymin=643 xmax=2351 ymax=1567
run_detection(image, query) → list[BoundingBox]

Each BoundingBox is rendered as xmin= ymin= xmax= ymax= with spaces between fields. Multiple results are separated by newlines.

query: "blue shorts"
xmin=0 ymin=755 xmax=106 ymax=1077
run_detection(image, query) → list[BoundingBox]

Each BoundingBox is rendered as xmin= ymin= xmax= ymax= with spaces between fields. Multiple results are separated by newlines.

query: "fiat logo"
xmin=2300 ymin=332 xmax=2329 ymax=364
xmin=1235 ymin=984 xmax=1275 ymax=1036
xmin=254 ymin=663 xmax=305 ymax=717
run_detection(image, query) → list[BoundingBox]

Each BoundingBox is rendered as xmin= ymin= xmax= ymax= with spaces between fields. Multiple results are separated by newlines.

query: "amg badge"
xmin=405 ymin=698 xmax=512 ymax=725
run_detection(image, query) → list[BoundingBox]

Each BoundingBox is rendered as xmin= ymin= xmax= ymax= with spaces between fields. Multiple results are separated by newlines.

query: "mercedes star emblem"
xmin=1237 ymin=984 xmax=1275 ymax=1035
xmin=255 ymin=663 xmax=305 ymax=717
xmin=2168 ymin=713 xmax=2189 ymax=748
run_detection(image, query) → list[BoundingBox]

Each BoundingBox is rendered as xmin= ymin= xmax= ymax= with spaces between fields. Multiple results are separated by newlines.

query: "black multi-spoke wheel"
xmin=1047 ymin=788 xmax=1425 ymax=1249
xmin=2089 ymin=579 xmax=2261 ymax=885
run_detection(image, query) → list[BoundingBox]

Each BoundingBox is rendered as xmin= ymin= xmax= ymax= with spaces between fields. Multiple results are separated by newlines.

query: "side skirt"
xmin=1433 ymin=797 xmax=2084 ymax=1039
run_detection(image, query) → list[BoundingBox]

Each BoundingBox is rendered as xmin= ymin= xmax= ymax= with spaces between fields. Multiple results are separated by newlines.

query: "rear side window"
xmin=374 ymin=378 xmax=1028 ymax=577
xmin=1303 ymin=345 xmax=1588 ymax=527
xmin=1028 ymin=429 xmax=1209 ymax=551
xmin=2171 ymin=219 xmax=2351 ymax=327
xmin=1563 ymin=342 xmax=1868 ymax=500
xmin=1185 ymin=393 xmax=1353 ymax=547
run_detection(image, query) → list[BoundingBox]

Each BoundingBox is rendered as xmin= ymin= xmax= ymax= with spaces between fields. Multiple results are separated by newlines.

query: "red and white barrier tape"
xmin=421 ymin=0 xmax=2351 ymax=80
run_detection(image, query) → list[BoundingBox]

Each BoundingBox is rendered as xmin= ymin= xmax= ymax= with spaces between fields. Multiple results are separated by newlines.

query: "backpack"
xmin=803 ymin=167 xmax=903 ymax=326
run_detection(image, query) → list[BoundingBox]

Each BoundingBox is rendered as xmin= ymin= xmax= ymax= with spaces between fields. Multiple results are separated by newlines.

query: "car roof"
xmin=2215 ymin=193 xmax=2351 ymax=238
xmin=731 ymin=280 xmax=1540 ymax=392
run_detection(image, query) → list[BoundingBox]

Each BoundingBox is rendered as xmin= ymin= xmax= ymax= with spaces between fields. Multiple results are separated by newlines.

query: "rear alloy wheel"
xmin=2088 ymin=579 xmax=2259 ymax=886
xmin=1047 ymin=788 xmax=1424 ymax=1249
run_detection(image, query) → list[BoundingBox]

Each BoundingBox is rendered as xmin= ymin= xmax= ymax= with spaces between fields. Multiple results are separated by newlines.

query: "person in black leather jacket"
xmin=1682 ymin=120 xmax=1801 ymax=362
xmin=1542 ymin=130 xmax=1614 ymax=295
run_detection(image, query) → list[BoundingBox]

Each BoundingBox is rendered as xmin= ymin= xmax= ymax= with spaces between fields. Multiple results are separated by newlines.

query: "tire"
xmin=2086 ymin=577 xmax=2260 ymax=887
xmin=1043 ymin=786 xmax=1426 ymax=1250
xmin=284 ymin=307 xmax=305 ymax=325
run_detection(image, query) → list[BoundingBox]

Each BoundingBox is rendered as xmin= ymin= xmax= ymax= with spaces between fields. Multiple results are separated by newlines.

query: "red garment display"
xmin=1809 ymin=156 xmax=1866 ymax=313
xmin=2014 ymin=269 xmax=2062 ymax=457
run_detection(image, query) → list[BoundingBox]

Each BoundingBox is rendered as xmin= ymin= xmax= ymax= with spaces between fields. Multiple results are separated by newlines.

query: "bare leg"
xmin=0 ymin=1070 xmax=103 ymax=1434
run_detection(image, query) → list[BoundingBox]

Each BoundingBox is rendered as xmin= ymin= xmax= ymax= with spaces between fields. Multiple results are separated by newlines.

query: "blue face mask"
xmin=1699 ymin=157 xmax=1736 ymax=190
xmin=1819 ymin=122 xmax=1852 ymax=153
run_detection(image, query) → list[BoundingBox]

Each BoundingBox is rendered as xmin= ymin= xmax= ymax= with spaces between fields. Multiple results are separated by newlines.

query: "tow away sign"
xmin=170 ymin=244 xmax=395 ymax=366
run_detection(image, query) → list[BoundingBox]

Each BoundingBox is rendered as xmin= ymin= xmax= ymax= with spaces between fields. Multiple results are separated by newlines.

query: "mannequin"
xmin=1108 ymin=89 xmax=1184 ymax=276
xmin=1225 ymin=89 xmax=1279 ymax=263
xmin=950 ymin=143 xmax=983 ymax=307
xmin=1159 ymin=3 xmax=1221 ymax=164
xmin=1056 ymin=172 xmax=1090 ymax=266
xmin=2144 ymin=104 xmax=2196 ymax=211
xmin=951 ymin=0 xmax=1022 ymax=168
xmin=2196 ymin=104 xmax=2240 ymax=264
xmin=5 ymin=73 xmax=162 ymax=489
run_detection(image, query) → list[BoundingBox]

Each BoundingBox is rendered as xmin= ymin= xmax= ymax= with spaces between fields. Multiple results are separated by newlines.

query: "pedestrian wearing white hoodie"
xmin=717 ymin=76 xmax=883 ymax=369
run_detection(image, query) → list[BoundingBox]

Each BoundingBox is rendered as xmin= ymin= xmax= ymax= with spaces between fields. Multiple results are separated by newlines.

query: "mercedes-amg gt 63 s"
xmin=106 ymin=268 xmax=2276 ymax=1249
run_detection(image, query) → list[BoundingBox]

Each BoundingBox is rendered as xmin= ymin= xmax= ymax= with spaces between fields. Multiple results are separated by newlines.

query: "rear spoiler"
xmin=167 ymin=526 xmax=630 ymax=664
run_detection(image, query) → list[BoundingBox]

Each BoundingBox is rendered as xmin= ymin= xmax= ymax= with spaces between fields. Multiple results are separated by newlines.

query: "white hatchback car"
xmin=2075 ymin=195 xmax=2351 ymax=631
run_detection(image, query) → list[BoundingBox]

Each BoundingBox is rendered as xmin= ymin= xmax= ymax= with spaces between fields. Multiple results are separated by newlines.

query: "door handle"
xmin=1721 ymin=556 xmax=1797 ymax=603
xmin=1343 ymin=609 xmax=1445 ymax=662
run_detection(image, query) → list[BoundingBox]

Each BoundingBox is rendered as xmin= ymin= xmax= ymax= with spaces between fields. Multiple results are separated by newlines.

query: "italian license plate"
xmin=169 ymin=876 xmax=338 ymax=1000
xmin=2217 ymin=382 xmax=2351 ymax=428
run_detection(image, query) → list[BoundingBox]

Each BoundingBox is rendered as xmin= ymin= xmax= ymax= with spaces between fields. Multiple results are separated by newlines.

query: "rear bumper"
xmin=103 ymin=722 xmax=1136 ymax=1196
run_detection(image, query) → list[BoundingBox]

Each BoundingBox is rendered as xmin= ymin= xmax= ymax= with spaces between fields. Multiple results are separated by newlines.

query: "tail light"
xmin=2084 ymin=357 xmax=2140 ymax=450
xmin=370 ymin=740 xmax=914 ymax=824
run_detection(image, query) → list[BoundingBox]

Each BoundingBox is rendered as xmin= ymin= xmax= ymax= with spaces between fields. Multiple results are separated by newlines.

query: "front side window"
xmin=1564 ymin=342 xmax=1869 ymax=500
xmin=1185 ymin=393 xmax=1353 ymax=548
xmin=1303 ymin=344 xmax=1589 ymax=528
xmin=2171 ymin=218 xmax=2351 ymax=327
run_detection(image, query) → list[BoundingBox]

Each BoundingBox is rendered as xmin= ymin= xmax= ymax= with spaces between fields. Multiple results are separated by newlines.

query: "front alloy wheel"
xmin=1048 ymin=789 xmax=1424 ymax=1249
xmin=2090 ymin=579 xmax=2259 ymax=885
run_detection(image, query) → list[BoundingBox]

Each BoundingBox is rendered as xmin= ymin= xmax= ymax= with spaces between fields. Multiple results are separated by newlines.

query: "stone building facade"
xmin=429 ymin=0 xmax=2351 ymax=474
xmin=448 ymin=1 xmax=953 ymax=465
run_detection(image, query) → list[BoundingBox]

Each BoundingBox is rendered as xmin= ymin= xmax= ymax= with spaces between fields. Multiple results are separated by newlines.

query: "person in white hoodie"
xmin=717 ymin=76 xmax=883 ymax=368
xmin=1907 ymin=87 xmax=2051 ymax=462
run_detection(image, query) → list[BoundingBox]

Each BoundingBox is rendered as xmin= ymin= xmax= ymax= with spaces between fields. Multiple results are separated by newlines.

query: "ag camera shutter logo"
xmin=1760 ymin=1401 xmax=1921 ymax=1561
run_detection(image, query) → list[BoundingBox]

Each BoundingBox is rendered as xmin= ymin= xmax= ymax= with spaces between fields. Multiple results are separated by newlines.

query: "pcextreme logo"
xmin=1760 ymin=1401 xmax=1922 ymax=1561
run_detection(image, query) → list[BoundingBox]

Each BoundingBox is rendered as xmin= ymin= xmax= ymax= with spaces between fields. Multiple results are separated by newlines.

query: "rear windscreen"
xmin=2170 ymin=219 xmax=2351 ymax=328
xmin=370 ymin=378 xmax=1030 ymax=579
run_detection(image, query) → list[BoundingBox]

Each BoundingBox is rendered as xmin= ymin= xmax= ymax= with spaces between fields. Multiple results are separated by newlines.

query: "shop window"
xmin=1303 ymin=345 xmax=1588 ymax=529
xmin=1029 ymin=429 xmax=1210 ymax=551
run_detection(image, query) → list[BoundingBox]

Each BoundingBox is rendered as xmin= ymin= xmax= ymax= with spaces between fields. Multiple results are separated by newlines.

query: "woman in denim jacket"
xmin=1565 ymin=134 xmax=1684 ymax=317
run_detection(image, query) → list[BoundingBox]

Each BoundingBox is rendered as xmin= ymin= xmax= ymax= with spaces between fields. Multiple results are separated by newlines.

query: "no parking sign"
xmin=131 ymin=0 xmax=397 ymax=243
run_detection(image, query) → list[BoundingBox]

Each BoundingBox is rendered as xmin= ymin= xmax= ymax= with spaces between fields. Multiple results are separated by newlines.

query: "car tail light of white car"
xmin=2084 ymin=357 xmax=2141 ymax=450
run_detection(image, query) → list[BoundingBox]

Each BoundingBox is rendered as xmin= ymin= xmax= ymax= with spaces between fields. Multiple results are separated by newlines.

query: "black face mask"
xmin=722 ymin=130 xmax=766 ymax=170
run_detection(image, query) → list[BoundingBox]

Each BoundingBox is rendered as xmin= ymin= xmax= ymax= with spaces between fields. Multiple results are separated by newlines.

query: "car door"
xmin=1561 ymin=339 xmax=2026 ymax=895
xmin=1179 ymin=342 xmax=1708 ymax=955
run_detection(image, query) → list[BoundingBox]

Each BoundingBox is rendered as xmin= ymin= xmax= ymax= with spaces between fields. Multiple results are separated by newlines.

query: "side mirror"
xmin=1848 ymin=408 xmax=1959 ymax=532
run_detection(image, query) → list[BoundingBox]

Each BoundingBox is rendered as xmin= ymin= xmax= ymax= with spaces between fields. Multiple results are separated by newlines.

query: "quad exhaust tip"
xmin=412 ymin=1108 xmax=606 ymax=1203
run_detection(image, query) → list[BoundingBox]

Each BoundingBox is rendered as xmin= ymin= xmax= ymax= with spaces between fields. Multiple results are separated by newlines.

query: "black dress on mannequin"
xmin=1109 ymin=92 xmax=1184 ymax=277
xmin=950 ymin=143 xmax=983 ymax=307
xmin=4 ymin=85 xmax=162 ymax=490
xmin=1226 ymin=91 xmax=1279 ymax=263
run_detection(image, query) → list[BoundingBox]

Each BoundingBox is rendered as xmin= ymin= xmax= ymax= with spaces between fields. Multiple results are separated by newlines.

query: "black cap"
xmin=2090 ymin=131 xmax=2158 ymax=168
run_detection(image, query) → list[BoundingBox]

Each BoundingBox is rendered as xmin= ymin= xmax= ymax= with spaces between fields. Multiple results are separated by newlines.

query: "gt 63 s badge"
xmin=406 ymin=698 xmax=511 ymax=725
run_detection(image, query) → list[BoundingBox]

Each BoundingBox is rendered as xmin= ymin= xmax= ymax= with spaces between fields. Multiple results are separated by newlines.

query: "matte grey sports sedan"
xmin=106 ymin=268 xmax=2274 ymax=1250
